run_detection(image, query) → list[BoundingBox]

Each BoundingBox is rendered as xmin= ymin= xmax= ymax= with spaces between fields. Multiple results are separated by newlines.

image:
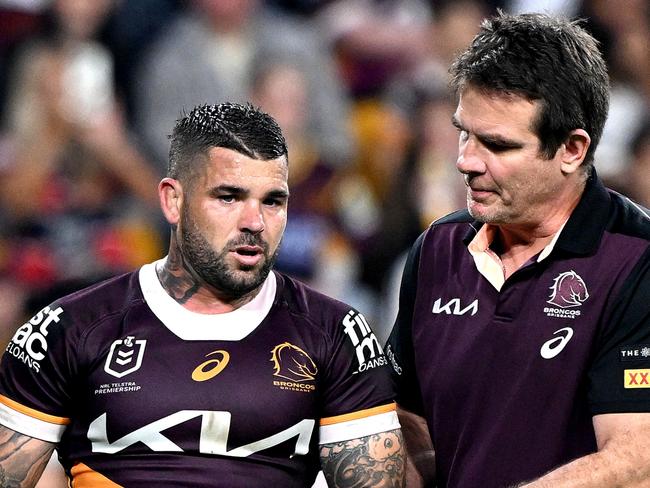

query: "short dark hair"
xmin=168 ymin=102 xmax=288 ymax=181
xmin=450 ymin=11 xmax=610 ymax=167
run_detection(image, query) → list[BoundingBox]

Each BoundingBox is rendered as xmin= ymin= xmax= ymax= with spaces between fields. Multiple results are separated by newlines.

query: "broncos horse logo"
xmin=547 ymin=270 xmax=589 ymax=308
xmin=270 ymin=342 xmax=318 ymax=382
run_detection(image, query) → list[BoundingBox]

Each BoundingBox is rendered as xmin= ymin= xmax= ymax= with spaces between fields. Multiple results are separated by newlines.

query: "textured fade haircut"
xmin=450 ymin=11 xmax=610 ymax=168
xmin=168 ymin=102 xmax=288 ymax=182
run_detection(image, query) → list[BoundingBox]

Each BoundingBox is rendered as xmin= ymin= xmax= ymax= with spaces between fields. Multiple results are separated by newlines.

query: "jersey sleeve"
xmin=385 ymin=231 xmax=426 ymax=415
xmin=0 ymin=302 xmax=76 ymax=442
xmin=589 ymin=247 xmax=650 ymax=414
xmin=317 ymin=307 xmax=399 ymax=445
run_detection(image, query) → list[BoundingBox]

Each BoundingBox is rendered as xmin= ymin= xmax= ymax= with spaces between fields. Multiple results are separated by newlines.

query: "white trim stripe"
xmin=0 ymin=403 xmax=66 ymax=442
xmin=318 ymin=411 xmax=400 ymax=445
xmin=138 ymin=259 xmax=277 ymax=341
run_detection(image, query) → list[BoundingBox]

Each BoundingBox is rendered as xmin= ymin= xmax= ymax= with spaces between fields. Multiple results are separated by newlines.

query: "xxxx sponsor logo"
xmin=624 ymin=369 xmax=650 ymax=389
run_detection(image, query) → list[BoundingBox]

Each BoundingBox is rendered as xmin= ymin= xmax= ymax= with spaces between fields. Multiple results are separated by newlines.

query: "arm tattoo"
xmin=0 ymin=427 xmax=54 ymax=488
xmin=320 ymin=429 xmax=405 ymax=488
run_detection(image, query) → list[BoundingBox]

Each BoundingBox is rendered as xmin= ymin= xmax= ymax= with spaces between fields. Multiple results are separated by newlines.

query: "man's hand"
xmin=517 ymin=413 xmax=650 ymax=487
xmin=397 ymin=405 xmax=435 ymax=488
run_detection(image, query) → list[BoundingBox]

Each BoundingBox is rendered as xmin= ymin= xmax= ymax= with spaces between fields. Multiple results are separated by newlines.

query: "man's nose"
xmin=456 ymin=137 xmax=486 ymax=175
xmin=239 ymin=200 xmax=265 ymax=234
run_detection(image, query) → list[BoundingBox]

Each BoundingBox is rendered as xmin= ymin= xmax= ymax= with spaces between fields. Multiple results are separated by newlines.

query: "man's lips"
xmin=231 ymin=245 xmax=264 ymax=266
xmin=465 ymin=178 xmax=497 ymax=201
xmin=468 ymin=186 xmax=496 ymax=200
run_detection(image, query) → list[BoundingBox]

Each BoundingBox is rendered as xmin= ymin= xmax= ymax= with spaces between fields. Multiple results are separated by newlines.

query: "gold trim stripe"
xmin=319 ymin=402 xmax=396 ymax=426
xmin=71 ymin=463 xmax=123 ymax=487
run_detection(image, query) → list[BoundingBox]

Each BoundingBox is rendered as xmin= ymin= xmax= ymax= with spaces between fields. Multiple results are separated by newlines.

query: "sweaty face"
xmin=453 ymin=87 xmax=564 ymax=227
xmin=178 ymin=147 xmax=288 ymax=298
xmin=180 ymin=206 xmax=278 ymax=296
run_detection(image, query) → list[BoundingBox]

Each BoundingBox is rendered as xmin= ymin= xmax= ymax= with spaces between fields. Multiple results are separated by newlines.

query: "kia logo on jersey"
xmin=104 ymin=336 xmax=147 ymax=378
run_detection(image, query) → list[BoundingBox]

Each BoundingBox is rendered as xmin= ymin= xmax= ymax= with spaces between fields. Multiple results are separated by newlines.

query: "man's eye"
xmin=218 ymin=195 xmax=236 ymax=203
xmin=484 ymin=142 xmax=510 ymax=153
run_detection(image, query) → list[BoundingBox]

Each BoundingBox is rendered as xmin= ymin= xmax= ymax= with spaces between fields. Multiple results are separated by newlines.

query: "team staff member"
xmin=0 ymin=103 xmax=405 ymax=487
xmin=386 ymin=11 xmax=650 ymax=488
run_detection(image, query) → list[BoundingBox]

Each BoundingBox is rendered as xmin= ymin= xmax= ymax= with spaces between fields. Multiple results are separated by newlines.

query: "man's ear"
xmin=560 ymin=129 xmax=591 ymax=174
xmin=159 ymin=178 xmax=182 ymax=225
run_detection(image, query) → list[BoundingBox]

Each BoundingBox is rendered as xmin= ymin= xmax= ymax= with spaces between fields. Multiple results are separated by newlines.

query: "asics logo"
xmin=540 ymin=327 xmax=574 ymax=359
xmin=192 ymin=350 xmax=230 ymax=381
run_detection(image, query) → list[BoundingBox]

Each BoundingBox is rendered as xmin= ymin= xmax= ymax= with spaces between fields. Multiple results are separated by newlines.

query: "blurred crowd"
xmin=0 ymin=0 xmax=649 ymax=349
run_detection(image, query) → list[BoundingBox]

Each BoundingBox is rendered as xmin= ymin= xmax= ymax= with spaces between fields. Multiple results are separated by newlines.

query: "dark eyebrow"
xmin=208 ymin=185 xmax=290 ymax=199
xmin=451 ymin=114 xmax=523 ymax=149
xmin=478 ymin=133 xmax=524 ymax=149
xmin=266 ymin=189 xmax=290 ymax=200
xmin=209 ymin=185 xmax=248 ymax=197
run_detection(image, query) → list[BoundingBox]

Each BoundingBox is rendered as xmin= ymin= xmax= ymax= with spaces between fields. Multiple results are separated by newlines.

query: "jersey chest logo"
xmin=88 ymin=411 xmax=315 ymax=458
xmin=432 ymin=298 xmax=479 ymax=316
xmin=192 ymin=350 xmax=230 ymax=382
xmin=540 ymin=327 xmax=574 ymax=359
xmin=271 ymin=342 xmax=317 ymax=393
xmin=104 ymin=336 xmax=147 ymax=378
xmin=547 ymin=270 xmax=589 ymax=308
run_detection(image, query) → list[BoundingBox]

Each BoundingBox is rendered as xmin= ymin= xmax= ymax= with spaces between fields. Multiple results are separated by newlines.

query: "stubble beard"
xmin=180 ymin=213 xmax=279 ymax=299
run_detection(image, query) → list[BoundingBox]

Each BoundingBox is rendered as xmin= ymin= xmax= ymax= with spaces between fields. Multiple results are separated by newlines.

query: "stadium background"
xmin=0 ymin=0 xmax=648 ymax=485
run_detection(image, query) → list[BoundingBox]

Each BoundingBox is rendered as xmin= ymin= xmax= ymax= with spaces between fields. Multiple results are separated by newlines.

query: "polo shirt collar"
xmin=463 ymin=170 xmax=609 ymax=257
xmin=462 ymin=171 xmax=610 ymax=290
xmin=553 ymin=169 xmax=610 ymax=255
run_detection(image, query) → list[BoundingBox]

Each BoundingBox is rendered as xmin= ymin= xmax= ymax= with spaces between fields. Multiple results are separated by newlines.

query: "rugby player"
xmin=0 ymin=103 xmax=405 ymax=487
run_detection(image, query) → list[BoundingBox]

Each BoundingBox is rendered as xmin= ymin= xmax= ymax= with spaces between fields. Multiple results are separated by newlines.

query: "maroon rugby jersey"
xmin=0 ymin=262 xmax=397 ymax=487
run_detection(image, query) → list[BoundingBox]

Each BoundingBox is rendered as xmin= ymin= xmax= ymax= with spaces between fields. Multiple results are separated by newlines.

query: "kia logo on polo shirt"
xmin=432 ymin=298 xmax=479 ymax=316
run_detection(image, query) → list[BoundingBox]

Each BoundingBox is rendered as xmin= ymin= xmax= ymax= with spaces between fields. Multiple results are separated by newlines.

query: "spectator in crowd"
xmin=133 ymin=0 xmax=352 ymax=169
xmin=0 ymin=0 xmax=163 ymax=333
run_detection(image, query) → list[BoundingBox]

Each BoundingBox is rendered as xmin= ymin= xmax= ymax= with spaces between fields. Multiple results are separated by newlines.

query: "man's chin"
xmin=467 ymin=199 xmax=504 ymax=223
xmin=230 ymin=263 xmax=272 ymax=289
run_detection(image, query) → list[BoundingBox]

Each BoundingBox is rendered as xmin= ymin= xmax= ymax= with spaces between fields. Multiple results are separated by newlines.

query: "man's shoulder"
xmin=421 ymin=208 xmax=477 ymax=245
xmin=607 ymin=190 xmax=650 ymax=241
xmin=51 ymin=270 xmax=143 ymax=328
xmin=430 ymin=208 xmax=474 ymax=227
xmin=274 ymin=272 xmax=353 ymax=320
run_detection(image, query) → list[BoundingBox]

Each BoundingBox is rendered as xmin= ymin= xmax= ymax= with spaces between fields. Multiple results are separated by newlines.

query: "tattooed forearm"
xmin=320 ymin=429 xmax=405 ymax=488
xmin=0 ymin=426 xmax=55 ymax=488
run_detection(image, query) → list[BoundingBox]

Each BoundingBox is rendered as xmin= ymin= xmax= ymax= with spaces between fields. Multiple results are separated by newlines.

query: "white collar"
xmin=138 ymin=258 xmax=277 ymax=341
